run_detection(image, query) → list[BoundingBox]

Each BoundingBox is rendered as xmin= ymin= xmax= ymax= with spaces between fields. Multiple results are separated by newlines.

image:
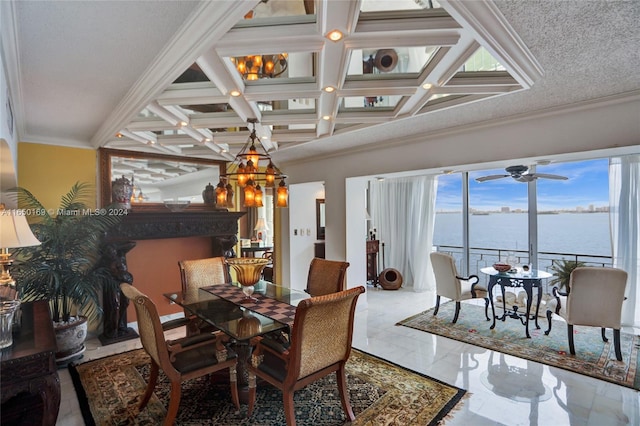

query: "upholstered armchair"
xmin=120 ymin=283 xmax=239 ymax=426
xmin=305 ymin=257 xmax=350 ymax=296
xmin=545 ymin=266 xmax=628 ymax=361
xmin=430 ymin=252 xmax=490 ymax=323
xmin=247 ymin=286 xmax=365 ymax=426
xmin=162 ymin=256 xmax=230 ymax=335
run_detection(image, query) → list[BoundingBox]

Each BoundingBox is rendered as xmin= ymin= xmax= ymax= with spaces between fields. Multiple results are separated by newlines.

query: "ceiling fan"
xmin=475 ymin=165 xmax=568 ymax=183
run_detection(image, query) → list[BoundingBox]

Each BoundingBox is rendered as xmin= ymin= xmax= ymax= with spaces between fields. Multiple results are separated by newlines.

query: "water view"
xmin=433 ymin=212 xmax=612 ymax=281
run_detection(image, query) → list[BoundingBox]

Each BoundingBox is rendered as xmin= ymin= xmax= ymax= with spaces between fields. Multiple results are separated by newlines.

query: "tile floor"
xmin=56 ymin=286 xmax=639 ymax=426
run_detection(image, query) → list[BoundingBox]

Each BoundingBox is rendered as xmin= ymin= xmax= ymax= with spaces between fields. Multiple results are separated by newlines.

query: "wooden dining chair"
xmin=430 ymin=252 xmax=489 ymax=323
xmin=120 ymin=283 xmax=239 ymax=425
xmin=304 ymin=258 xmax=350 ymax=296
xmin=162 ymin=256 xmax=230 ymax=335
xmin=247 ymin=286 xmax=365 ymax=426
xmin=545 ymin=266 xmax=628 ymax=360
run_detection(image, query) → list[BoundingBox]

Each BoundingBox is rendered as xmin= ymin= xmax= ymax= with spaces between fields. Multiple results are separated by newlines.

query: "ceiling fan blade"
xmin=515 ymin=175 xmax=536 ymax=182
xmin=475 ymin=174 xmax=510 ymax=182
xmin=531 ymin=173 xmax=568 ymax=180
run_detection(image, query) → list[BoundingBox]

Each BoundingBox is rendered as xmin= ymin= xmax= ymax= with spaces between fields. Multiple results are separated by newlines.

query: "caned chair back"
xmin=430 ymin=252 xmax=462 ymax=300
xmin=305 ymin=258 xmax=350 ymax=296
xmin=120 ymin=283 xmax=172 ymax=374
xmin=288 ymin=286 xmax=364 ymax=381
xmin=179 ymin=256 xmax=230 ymax=300
xmin=566 ymin=267 xmax=628 ymax=328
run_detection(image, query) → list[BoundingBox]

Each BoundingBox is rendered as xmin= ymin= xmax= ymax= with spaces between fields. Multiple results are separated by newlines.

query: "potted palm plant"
xmin=12 ymin=182 xmax=122 ymax=364
xmin=549 ymin=259 xmax=587 ymax=291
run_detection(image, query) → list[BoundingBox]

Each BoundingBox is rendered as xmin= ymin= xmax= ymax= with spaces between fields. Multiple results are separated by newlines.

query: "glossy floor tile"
xmin=56 ymin=287 xmax=639 ymax=426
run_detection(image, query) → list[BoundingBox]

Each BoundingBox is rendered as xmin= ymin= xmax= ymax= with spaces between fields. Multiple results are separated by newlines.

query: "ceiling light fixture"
xmin=326 ymin=30 xmax=343 ymax=42
xmin=323 ymin=86 xmax=335 ymax=93
xmin=217 ymin=118 xmax=288 ymax=208
xmin=232 ymin=53 xmax=288 ymax=81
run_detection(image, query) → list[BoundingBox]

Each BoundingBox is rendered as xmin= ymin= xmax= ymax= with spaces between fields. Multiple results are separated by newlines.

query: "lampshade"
xmin=0 ymin=209 xmax=41 ymax=248
xmin=254 ymin=218 xmax=269 ymax=232
xmin=0 ymin=207 xmax=41 ymax=297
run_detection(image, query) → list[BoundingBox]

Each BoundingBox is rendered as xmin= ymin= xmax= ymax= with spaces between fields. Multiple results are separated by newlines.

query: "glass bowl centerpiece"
xmin=226 ymin=257 xmax=270 ymax=303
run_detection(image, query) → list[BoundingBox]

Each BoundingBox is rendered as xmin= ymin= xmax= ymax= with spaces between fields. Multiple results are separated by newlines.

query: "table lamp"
xmin=254 ymin=218 xmax=268 ymax=242
xmin=0 ymin=205 xmax=41 ymax=349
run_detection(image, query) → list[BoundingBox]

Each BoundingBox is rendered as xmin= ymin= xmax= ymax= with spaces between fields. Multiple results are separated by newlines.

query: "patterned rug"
xmin=397 ymin=302 xmax=640 ymax=390
xmin=69 ymin=348 xmax=465 ymax=425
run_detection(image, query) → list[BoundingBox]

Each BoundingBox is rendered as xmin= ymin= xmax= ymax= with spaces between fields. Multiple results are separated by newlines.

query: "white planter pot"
xmin=54 ymin=316 xmax=88 ymax=364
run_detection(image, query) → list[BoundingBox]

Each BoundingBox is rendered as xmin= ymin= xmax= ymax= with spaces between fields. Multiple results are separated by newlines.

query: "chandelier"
xmin=232 ymin=54 xmax=288 ymax=80
xmin=217 ymin=119 xmax=288 ymax=208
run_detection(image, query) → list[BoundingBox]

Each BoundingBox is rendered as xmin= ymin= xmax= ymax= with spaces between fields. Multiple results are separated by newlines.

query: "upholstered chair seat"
xmin=545 ymin=266 xmax=628 ymax=361
xmin=430 ymin=252 xmax=490 ymax=323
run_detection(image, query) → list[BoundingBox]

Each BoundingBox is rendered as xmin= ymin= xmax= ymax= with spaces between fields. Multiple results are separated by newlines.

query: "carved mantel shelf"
xmin=106 ymin=210 xmax=246 ymax=241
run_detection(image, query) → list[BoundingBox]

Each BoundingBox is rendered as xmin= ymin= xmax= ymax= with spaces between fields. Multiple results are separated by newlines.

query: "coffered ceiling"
xmin=3 ymin=0 xmax=639 ymax=165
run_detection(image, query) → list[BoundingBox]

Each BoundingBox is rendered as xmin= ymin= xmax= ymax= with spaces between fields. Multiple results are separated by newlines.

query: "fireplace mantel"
xmin=107 ymin=210 xmax=245 ymax=241
xmin=99 ymin=209 xmax=245 ymax=346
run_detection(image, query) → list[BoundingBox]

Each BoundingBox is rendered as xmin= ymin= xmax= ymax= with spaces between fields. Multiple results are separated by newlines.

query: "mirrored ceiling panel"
xmin=340 ymin=95 xmax=402 ymax=110
xmin=360 ymin=0 xmax=441 ymax=12
xmin=347 ymin=46 xmax=438 ymax=77
xmin=461 ymin=47 xmax=506 ymax=72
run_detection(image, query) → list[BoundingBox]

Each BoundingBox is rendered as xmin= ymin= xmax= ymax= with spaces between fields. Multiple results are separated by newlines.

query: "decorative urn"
xmin=202 ymin=182 xmax=216 ymax=205
xmin=227 ymin=258 xmax=270 ymax=303
xmin=111 ymin=175 xmax=132 ymax=209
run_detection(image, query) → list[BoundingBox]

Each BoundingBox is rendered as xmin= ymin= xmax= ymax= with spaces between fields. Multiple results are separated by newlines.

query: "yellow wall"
xmin=17 ymin=142 xmax=97 ymax=209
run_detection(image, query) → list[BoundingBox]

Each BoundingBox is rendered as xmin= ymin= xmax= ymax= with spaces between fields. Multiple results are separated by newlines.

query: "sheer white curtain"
xmin=609 ymin=154 xmax=640 ymax=327
xmin=370 ymin=175 xmax=438 ymax=292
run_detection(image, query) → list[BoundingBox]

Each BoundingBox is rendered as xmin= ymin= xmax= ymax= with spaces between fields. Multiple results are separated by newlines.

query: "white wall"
xmin=287 ymin=181 xmax=324 ymax=290
xmin=1 ymin=2 xmax=19 ymax=206
xmin=282 ymin=95 xmax=640 ymax=291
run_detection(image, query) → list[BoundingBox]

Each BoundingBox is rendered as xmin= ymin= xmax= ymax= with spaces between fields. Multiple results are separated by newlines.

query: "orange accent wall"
xmin=17 ymin=142 xmax=97 ymax=209
xmin=125 ymin=236 xmax=214 ymax=321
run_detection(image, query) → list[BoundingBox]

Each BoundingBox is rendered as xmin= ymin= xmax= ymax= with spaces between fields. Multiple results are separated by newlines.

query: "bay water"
xmin=433 ymin=212 xmax=612 ymax=274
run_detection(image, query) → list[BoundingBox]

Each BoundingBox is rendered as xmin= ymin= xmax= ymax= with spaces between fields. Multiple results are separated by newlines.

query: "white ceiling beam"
xmin=215 ymin=22 xmax=324 ymax=56
xmin=157 ymin=83 xmax=227 ymax=106
xmin=439 ymin=0 xmax=544 ymax=88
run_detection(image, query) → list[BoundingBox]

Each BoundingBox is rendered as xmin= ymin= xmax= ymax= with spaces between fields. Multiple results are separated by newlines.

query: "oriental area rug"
xmin=397 ymin=302 xmax=640 ymax=390
xmin=69 ymin=348 xmax=465 ymax=425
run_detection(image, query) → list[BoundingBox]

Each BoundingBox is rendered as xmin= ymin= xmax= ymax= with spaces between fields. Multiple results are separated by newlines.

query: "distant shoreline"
xmin=437 ymin=210 xmax=608 ymax=214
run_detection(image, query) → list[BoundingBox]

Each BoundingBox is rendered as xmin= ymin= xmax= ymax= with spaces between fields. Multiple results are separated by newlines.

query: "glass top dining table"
xmin=164 ymin=281 xmax=309 ymax=341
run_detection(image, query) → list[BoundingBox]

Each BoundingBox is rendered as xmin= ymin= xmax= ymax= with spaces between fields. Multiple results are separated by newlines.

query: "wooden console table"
xmin=1 ymin=301 xmax=60 ymax=425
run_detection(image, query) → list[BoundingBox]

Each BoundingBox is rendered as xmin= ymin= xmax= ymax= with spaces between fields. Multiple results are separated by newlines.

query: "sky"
xmin=435 ymin=158 xmax=610 ymax=212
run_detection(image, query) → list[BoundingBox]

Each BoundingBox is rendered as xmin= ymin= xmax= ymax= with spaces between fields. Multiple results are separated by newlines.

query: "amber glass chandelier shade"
xmin=277 ymin=180 xmax=288 ymax=208
xmin=254 ymin=185 xmax=264 ymax=207
xmin=265 ymin=162 xmax=276 ymax=187
xmin=216 ymin=182 xmax=227 ymax=205
xmin=244 ymin=182 xmax=256 ymax=207
xmin=247 ymin=146 xmax=259 ymax=166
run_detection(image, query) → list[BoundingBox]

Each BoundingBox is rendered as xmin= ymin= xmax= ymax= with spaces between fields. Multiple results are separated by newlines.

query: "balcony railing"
xmin=434 ymin=245 xmax=613 ymax=294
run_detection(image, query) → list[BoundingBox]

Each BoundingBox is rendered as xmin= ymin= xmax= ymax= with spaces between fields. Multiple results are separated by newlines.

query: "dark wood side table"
xmin=1 ymin=301 xmax=60 ymax=426
xmin=366 ymin=240 xmax=379 ymax=287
